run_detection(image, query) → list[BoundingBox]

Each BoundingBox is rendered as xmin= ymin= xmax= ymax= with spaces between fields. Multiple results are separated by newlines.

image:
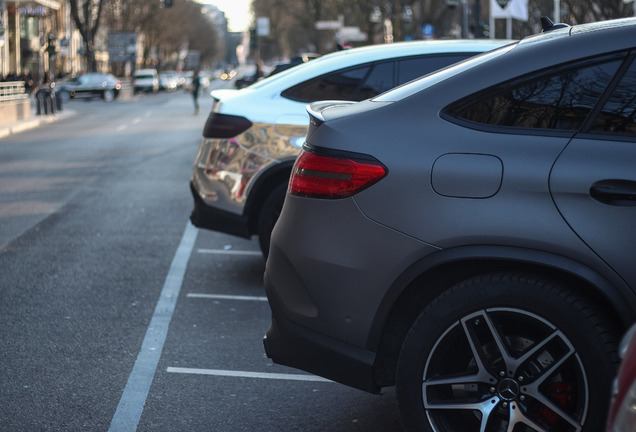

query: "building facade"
xmin=1 ymin=0 xmax=85 ymax=83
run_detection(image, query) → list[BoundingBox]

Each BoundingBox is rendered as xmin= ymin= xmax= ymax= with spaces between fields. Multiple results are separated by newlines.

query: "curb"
xmin=0 ymin=108 xmax=77 ymax=140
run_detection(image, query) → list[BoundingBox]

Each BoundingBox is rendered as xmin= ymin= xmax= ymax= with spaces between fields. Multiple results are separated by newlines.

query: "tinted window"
xmin=590 ymin=58 xmax=636 ymax=136
xmin=356 ymin=62 xmax=394 ymax=100
xmin=449 ymin=58 xmax=623 ymax=131
xmin=397 ymin=55 xmax=471 ymax=84
xmin=282 ymin=65 xmax=371 ymax=102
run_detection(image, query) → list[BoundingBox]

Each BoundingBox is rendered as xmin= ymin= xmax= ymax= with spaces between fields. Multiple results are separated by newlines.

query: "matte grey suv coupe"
xmin=190 ymin=40 xmax=511 ymax=258
xmin=264 ymin=18 xmax=636 ymax=432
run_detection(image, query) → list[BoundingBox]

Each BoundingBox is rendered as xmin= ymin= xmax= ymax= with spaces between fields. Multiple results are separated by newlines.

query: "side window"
xmin=447 ymin=57 xmax=624 ymax=131
xmin=589 ymin=58 xmax=636 ymax=136
xmin=355 ymin=62 xmax=394 ymax=101
xmin=397 ymin=54 xmax=471 ymax=84
xmin=282 ymin=65 xmax=370 ymax=102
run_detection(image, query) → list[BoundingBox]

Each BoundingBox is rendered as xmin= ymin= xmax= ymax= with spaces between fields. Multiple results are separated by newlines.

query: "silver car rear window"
xmin=373 ymin=43 xmax=516 ymax=102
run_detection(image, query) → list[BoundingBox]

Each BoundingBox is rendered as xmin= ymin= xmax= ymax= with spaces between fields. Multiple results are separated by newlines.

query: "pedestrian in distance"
xmin=191 ymin=69 xmax=201 ymax=115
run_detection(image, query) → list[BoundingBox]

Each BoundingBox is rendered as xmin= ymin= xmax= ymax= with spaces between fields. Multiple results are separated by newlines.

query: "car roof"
xmin=214 ymin=39 xmax=513 ymax=101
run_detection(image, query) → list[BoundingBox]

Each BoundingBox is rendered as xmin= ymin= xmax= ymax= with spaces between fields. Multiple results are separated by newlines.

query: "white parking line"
xmin=187 ymin=293 xmax=268 ymax=301
xmin=109 ymin=222 xmax=199 ymax=431
xmin=166 ymin=367 xmax=332 ymax=383
xmin=197 ymin=248 xmax=262 ymax=256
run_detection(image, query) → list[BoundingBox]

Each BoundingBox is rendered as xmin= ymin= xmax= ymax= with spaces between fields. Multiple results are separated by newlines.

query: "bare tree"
xmin=69 ymin=0 xmax=106 ymax=72
xmin=104 ymin=0 xmax=222 ymax=70
xmin=252 ymin=0 xmax=636 ymax=60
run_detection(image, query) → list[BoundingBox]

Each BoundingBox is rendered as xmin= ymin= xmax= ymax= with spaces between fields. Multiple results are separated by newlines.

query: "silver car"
xmin=264 ymin=18 xmax=636 ymax=432
xmin=189 ymin=39 xmax=511 ymax=257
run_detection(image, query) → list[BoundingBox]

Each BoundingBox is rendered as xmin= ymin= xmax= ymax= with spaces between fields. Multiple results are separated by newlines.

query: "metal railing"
xmin=0 ymin=81 xmax=29 ymax=103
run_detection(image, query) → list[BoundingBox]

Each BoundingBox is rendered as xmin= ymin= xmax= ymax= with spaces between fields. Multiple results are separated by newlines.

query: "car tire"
xmin=395 ymin=272 xmax=618 ymax=432
xmin=59 ymin=91 xmax=71 ymax=104
xmin=257 ymin=183 xmax=287 ymax=259
xmin=103 ymin=89 xmax=114 ymax=102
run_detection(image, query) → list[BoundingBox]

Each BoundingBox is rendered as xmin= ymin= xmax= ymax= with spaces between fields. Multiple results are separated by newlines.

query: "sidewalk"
xmin=0 ymin=98 xmax=77 ymax=140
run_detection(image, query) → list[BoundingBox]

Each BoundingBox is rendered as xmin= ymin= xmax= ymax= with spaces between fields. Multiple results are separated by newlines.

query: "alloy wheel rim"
xmin=422 ymin=308 xmax=588 ymax=432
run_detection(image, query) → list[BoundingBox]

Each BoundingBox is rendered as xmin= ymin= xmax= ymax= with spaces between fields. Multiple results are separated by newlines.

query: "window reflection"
xmin=453 ymin=58 xmax=623 ymax=131
xmin=591 ymin=59 xmax=636 ymax=136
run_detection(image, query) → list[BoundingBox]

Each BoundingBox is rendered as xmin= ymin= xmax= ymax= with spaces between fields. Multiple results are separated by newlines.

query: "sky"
xmin=197 ymin=0 xmax=253 ymax=32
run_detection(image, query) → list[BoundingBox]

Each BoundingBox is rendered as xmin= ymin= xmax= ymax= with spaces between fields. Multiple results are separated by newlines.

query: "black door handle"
xmin=590 ymin=180 xmax=636 ymax=206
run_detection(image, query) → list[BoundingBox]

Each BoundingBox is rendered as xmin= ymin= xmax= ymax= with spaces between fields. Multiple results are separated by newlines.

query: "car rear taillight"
xmin=289 ymin=148 xmax=387 ymax=199
xmin=203 ymin=113 xmax=252 ymax=138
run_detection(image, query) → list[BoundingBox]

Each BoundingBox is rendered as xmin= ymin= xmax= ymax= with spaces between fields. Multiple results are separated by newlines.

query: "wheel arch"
xmin=370 ymin=245 xmax=636 ymax=388
xmin=244 ymin=159 xmax=295 ymax=236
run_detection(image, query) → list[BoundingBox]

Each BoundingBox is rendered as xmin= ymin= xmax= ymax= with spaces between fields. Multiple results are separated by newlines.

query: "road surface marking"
xmin=187 ymin=293 xmax=268 ymax=301
xmin=109 ymin=222 xmax=198 ymax=431
xmin=166 ymin=367 xmax=332 ymax=382
xmin=197 ymin=248 xmax=261 ymax=256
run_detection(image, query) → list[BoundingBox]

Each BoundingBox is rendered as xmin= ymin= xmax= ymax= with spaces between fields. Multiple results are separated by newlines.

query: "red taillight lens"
xmin=289 ymin=148 xmax=387 ymax=199
xmin=203 ymin=113 xmax=253 ymax=138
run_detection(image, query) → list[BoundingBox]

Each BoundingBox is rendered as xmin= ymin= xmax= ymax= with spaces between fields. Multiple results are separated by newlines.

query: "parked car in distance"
xmin=607 ymin=324 xmax=636 ymax=431
xmin=190 ymin=39 xmax=512 ymax=257
xmin=264 ymin=17 xmax=636 ymax=432
xmin=267 ymin=53 xmax=321 ymax=77
xmin=159 ymin=72 xmax=178 ymax=91
xmin=182 ymin=70 xmax=210 ymax=91
xmin=133 ymin=68 xmax=159 ymax=94
xmin=55 ymin=73 xmax=121 ymax=103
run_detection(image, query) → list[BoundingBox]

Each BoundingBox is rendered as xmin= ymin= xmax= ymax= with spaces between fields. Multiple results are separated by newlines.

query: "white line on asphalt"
xmin=132 ymin=117 xmax=142 ymax=124
xmin=116 ymin=125 xmax=127 ymax=132
xmin=109 ymin=222 xmax=199 ymax=432
xmin=166 ymin=367 xmax=333 ymax=383
xmin=197 ymin=248 xmax=262 ymax=256
xmin=187 ymin=293 xmax=268 ymax=301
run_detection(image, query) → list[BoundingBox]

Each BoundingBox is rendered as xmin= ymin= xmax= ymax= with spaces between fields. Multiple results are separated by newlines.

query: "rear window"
xmin=589 ymin=57 xmax=636 ymax=136
xmin=135 ymin=74 xmax=155 ymax=79
xmin=446 ymin=54 xmax=625 ymax=132
xmin=375 ymin=44 xmax=515 ymax=102
xmin=282 ymin=54 xmax=482 ymax=103
xmin=397 ymin=54 xmax=472 ymax=83
xmin=282 ymin=64 xmax=375 ymax=102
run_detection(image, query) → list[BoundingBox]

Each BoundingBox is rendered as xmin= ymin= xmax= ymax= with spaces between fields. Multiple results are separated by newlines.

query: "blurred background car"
xmin=158 ymin=72 xmax=178 ymax=91
xmin=263 ymin=17 xmax=636 ymax=432
xmin=607 ymin=324 xmax=636 ymax=432
xmin=55 ymin=73 xmax=121 ymax=103
xmin=235 ymin=53 xmax=321 ymax=89
xmin=190 ymin=39 xmax=512 ymax=257
xmin=133 ymin=68 xmax=159 ymax=94
xmin=267 ymin=53 xmax=321 ymax=77
xmin=182 ymin=70 xmax=210 ymax=91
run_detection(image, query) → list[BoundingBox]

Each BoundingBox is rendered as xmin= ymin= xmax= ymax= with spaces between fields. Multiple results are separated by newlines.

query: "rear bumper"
xmin=261 ymin=193 xmax=435 ymax=394
xmin=263 ymin=276 xmax=381 ymax=394
xmin=189 ymin=181 xmax=251 ymax=238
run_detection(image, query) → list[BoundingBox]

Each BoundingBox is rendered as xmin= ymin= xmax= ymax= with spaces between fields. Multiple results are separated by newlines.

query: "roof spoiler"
xmin=540 ymin=16 xmax=570 ymax=32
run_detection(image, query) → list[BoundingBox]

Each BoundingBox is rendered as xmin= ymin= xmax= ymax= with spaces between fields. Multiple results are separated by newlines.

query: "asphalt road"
xmin=0 ymin=84 xmax=403 ymax=431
